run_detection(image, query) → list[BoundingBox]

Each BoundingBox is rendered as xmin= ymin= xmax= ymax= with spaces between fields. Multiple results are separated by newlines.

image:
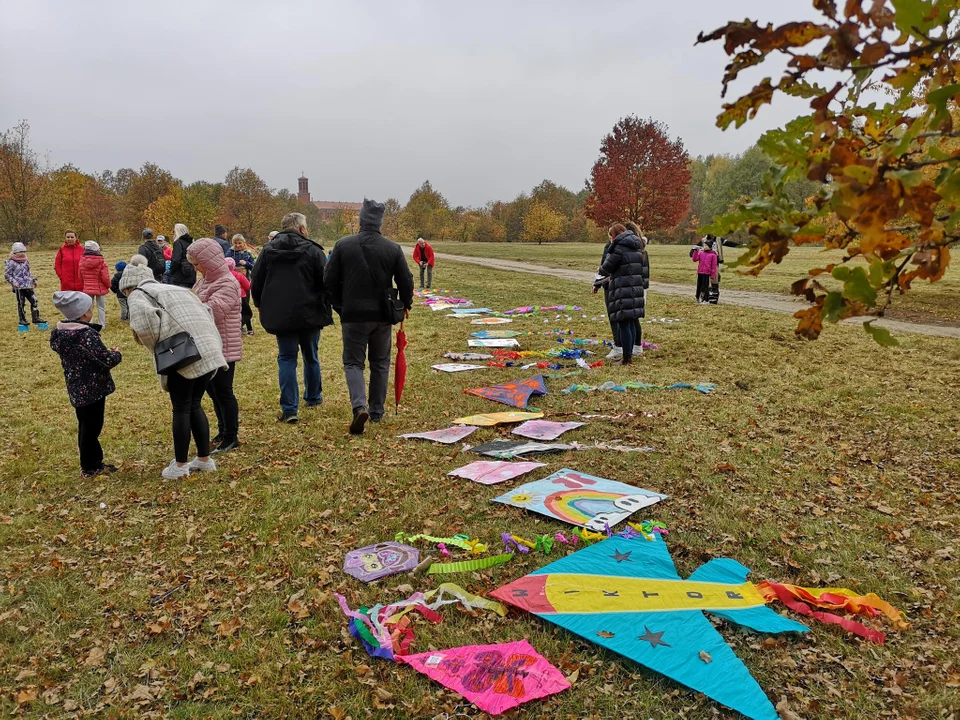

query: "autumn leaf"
xmin=82 ymin=646 xmax=106 ymax=668
xmin=699 ymin=650 xmax=713 ymax=663
xmin=217 ymin=616 xmax=242 ymax=638
xmin=15 ymin=687 xmax=37 ymax=705
xmin=596 ymin=630 xmax=616 ymax=638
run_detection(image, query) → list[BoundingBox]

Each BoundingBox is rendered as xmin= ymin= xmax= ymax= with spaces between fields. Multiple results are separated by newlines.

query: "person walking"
xmin=54 ymin=230 xmax=84 ymax=291
xmin=413 ymin=236 xmax=434 ymax=290
xmin=225 ymin=257 xmax=254 ymax=335
xmin=324 ymin=199 xmax=413 ymax=435
xmin=121 ymin=257 xmax=227 ymax=479
xmin=5 ymin=242 xmax=45 ymax=328
xmin=138 ymin=228 xmax=167 ymax=282
xmin=78 ymin=241 xmax=111 ymax=327
xmin=250 ymin=212 xmax=331 ymax=423
xmin=213 ymin=225 xmax=231 ymax=254
xmin=598 ymin=223 xmax=649 ymax=366
xmin=188 ymin=238 xmax=243 ymax=454
xmin=168 ymin=224 xmax=197 ymax=288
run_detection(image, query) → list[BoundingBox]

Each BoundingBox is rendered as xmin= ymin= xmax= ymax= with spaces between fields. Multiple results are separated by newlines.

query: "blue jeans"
xmin=276 ymin=329 xmax=322 ymax=416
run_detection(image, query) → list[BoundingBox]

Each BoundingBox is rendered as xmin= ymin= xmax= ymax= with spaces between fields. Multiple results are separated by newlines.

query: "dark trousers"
xmin=15 ymin=289 xmax=38 ymax=325
xmin=341 ymin=321 xmax=392 ymax=417
xmin=708 ymin=274 xmax=720 ymax=304
xmin=619 ymin=321 xmax=638 ymax=361
xmin=604 ymin=286 xmax=640 ymax=348
xmin=168 ymin=370 xmax=214 ymax=463
xmin=207 ymin=362 xmax=238 ymax=441
xmin=240 ymin=296 xmax=253 ymax=332
xmin=696 ymin=273 xmax=711 ymax=302
xmin=75 ymin=398 xmax=105 ymax=473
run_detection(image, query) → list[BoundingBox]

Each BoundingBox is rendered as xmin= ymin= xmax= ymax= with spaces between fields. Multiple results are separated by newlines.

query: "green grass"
xmin=427 ymin=242 xmax=960 ymax=326
xmin=0 ymin=245 xmax=958 ymax=718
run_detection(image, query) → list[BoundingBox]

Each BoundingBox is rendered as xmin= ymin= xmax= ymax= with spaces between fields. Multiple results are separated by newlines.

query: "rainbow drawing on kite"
xmin=492 ymin=534 xmax=809 ymax=720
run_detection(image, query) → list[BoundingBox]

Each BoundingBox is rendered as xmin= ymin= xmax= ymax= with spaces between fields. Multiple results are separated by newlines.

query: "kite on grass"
xmin=398 ymin=426 xmax=479 ymax=444
xmin=464 ymin=375 xmax=547 ymax=409
xmin=452 ymin=411 xmax=544 ymax=426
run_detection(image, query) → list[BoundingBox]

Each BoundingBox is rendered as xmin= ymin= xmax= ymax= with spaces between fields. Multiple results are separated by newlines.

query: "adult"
xmin=188 ymin=238 xmax=242 ymax=453
xmin=250 ymin=212 xmax=331 ymax=423
xmin=413 ymin=236 xmax=434 ymax=290
xmin=78 ymin=241 xmax=111 ymax=327
xmin=324 ymin=199 xmax=413 ymax=435
xmin=598 ymin=223 xmax=649 ymax=366
xmin=54 ymin=230 xmax=83 ymax=291
xmin=226 ymin=234 xmax=256 ymax=278
xmin=267 ymin=230 xmax=279 ymax=243
xmin=121 ymin=257 xmax=227 ymax=479
xmin=213 ymin=225 xmax=231 ymax=254
xmin=168 ymin=223 xmax=197 ymax=288
xmin=137 ymin=228 xmax=166 ymax=281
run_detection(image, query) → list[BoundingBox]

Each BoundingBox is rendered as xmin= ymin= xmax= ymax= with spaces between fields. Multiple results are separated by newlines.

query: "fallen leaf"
xmin=217 ymin=616 xmax=242 ymax=638
xmin=566 ymin=668 xmax=579 ymax=685
xmin=83 ymin=646 xmax=106 ymax=668
xmin=699 ymin=650 xmax=712 ymax=664
xmin=327 ymin=706 xmax=346 ymax=720
xmin=373 ymin=686 xmax=393 ymax=701
xmin=596 ymin=630 xmax=615 ymax=638
xmin=713 ymin=462 xmax=737 ymax=473
xmin=15 ymin=687 xmax=37 ymax=705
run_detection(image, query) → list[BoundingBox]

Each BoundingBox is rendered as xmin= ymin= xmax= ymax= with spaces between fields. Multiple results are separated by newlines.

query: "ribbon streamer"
xmin=428 ymin=554 xmax=514 ymax=574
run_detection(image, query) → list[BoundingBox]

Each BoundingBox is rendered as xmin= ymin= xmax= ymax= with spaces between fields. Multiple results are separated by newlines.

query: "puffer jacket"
xmin=50 ymin=321 xmax=121 ymax=407
xmin=54 ymin=242 xmax=84 ymax=291
xmin=599 ymin=231 xmax=649 ymax=323
xmin=78 ymin=251 xmax=111 ymax=296
xmin=4 ymin=257 xmax=36 ymax=289
xmin=692 ymin=248 xmax=719 ymax=277
xmin=169 ymin=234 xmax=197 ymax=287
xmin=188 ymin=238 xmax=242 ymax=363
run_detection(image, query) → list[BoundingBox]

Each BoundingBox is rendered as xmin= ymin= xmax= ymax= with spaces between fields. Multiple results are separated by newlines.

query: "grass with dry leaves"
xmin=0 ymin=245 xmax=957 ymax=719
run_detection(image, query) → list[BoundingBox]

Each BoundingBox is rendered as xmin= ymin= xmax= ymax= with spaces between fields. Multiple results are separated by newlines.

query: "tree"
xmin=585 ymin=116 xmax=691 ymax=231
xmin=698 ymin=0 xmax=960 ymax=342
xmin=399 ymin=181 xmax=451 ymax=240
xmin=522 ymin=200 xmax=565 ymax=244
xmin=144 ymin=185 xmax=216 ymax=239
xmin=220 ymin=167 xmax=273 ymax=241
xmin=122 ymin=163 xmax=177 ymax=239
xmin=382 ymin=197 xmax=402 ymax=239
xmin=0 ymin=121 xmax=52 ymax=245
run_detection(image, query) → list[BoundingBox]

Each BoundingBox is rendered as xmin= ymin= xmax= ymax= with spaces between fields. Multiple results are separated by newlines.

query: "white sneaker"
xmin=189 ymin=457 xmax=217 ymax=472
xmin=605 ymin=347 xmax=623 ymax=359
xmin=633 ymin=346 xmax=644 ymax=355
xmin=162 ymin=460 xmax=191 ymax=480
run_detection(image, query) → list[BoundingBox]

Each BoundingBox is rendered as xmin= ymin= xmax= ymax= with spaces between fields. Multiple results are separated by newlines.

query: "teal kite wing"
xmin=530 ymin=532 xmax=681 ymax=581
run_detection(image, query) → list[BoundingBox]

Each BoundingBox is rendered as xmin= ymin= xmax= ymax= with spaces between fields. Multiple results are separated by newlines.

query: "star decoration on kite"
xmin=611 ymin=549 xmax=632 ymax=563
xmin=637 ymin=626 xmax=670 ymax=648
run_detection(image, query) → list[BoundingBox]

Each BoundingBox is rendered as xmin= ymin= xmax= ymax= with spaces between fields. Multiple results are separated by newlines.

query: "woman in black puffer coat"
xmin=598 ymin=223 xmax=649 ymax=365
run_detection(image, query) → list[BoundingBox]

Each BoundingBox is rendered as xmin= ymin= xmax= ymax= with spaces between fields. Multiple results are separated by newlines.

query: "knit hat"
xmin=142 ymin=228 xmax=154 ymax=239
xmin=115 ymin=260 xmax=127 ymax=271
xmin=84 ymin=240 xmax=100 ymax=252
xmin=224 ymin=257 xmax=236 ymax=270
xmin=11 ymin=242 xmax=26 ymax=254
xmin=52 ymin=291 xmax=93 ymax=321
xmin=359 ymin=199 xmax=385 ymax=230
xmin=119 ymin=262 xmax=154 ymax=292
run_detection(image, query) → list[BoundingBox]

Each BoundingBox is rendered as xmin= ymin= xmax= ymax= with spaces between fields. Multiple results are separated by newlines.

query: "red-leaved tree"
xmin=585 ymin=116 xmax=691 ymax=231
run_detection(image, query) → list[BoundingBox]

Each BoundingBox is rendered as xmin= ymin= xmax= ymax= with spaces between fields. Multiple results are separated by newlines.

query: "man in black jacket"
xmin=137 ymin=229 xmax=166 ymax=282
xmin=251 ymin=212 xmax=332 ymax=423
xmin=324 ymin=199 xmax=413 ymax=434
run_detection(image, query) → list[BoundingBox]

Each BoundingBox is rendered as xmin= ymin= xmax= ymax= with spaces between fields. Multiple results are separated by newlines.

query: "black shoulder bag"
xmin=135 ymin=288 xmax=201 ymax=374
xmin=356 ymin=241 xmax=405 ymax=325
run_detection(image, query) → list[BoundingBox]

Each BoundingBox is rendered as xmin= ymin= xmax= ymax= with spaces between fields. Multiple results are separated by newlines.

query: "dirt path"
xmin=404 ymin=247 xmax=960 ymax=340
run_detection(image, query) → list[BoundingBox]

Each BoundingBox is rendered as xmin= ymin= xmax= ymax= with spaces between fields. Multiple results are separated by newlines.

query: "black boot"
xmin=349 ymin=406 xmax=369 ymax=435
xmin=31 ymin=308 xmax=45 ymax=324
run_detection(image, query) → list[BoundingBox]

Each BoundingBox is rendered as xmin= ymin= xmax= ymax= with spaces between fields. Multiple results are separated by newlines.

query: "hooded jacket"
xmin=250 ymin=230 xmax=332 ymax=334
xmin=49 ymin=320 xmax=122 ymax=407
xmin=188 ymin=238 xmax=243 ymax=363
xmin=54 ymin=242 xmax=84 ymax=291
xmin=413 ymin=241 xmax=434 ymax=267
xmin=4 ymin=255 xmax=35 ymax=290
xmin=599 ymin=231 xmax=649 ymax=323
xmin=169 ymin=233 xmax=197 ymax=287
xmin=692 ymin=247 xmax=719 ymax=277
xmin=137 ymin=240 xmax=166 ymax=281
xmin=78 ymin=250 xmax=111 ymax=296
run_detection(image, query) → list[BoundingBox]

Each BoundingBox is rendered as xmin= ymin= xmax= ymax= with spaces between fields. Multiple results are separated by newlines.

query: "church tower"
xmin=297 ymin=174 xmax=310 ymax=204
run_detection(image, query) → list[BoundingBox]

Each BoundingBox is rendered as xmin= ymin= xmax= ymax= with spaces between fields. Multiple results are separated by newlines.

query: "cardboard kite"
xmin=492 ymin=535 xmax=809 ymax=720
xmin=452 ymin=411 xmax=544 ymax=426
xmin=448 ymin=460 xmax=547 ymax=485
xmin=431 ymin=363 xmax=488 ymax=373
xmin=465 ymin=375 xmax=548 ymax=409
xmin=398 ymin=426 xmax=479 ymax=444
xmin=444 ymin=352 xmax=494 ymax=361
xmin=343 ymin=542 xmax=420 ymax=583
xmin=471 ymin=317 xmax=513 ymax=325
xmin=397 ymin=639 xmax=570 ymax=715
xmin=492 ymin=468 xmax=667 ymax=532
xmin=471 ymin=330 xmax=523 ymax=339
xmin=469 ymin=439 xmax=573 ymax=459
xmin=450 ymin=307 xmax=490 ymax=314
xmin=512 ymin=419 xmax=585 ymax=441
xmin=469 ymin=338 xmax=520 ymax=348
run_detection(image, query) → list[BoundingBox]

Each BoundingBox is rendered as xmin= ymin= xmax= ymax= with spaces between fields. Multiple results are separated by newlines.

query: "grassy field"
xmin=0 ymin=244 xmax=957 ymax=718
xmin=427 ymin=242 xmax=960 ymax=327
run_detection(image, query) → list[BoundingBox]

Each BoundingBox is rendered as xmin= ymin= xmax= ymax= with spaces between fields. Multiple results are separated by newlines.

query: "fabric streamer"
xmin=562 ymin=381 xmax=717 ymax=395
xmin=397 ymin=532 xmax=488 ymax=554
xmin=427 ymin=553 xmax=514 ymax=574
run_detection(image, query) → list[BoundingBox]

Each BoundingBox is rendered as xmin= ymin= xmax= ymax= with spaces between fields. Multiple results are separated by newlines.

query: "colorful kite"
xmin=492 ymin=468 xmax=667 ymax=532
xmin=512 ymin=419 xmax=585 ymax=441
xmin=562 ymin=381 xmax=717 ymax=395
xmin=343 ymin=542 xmax=420 ymax=583
xmin=492 ymin=535 xmax=808 ymax=720
xmin=452 ymin=411 xmax=544 ymax=426
xmin=398 ymin=426 xmax=479 ymax=444
xmin=469 ymin=338 xmax=520 ymax=348
xmin=471 ymin=317 xmax=513 ymax=325
xmin=397 ymin=639 xmax=570 ymax=715
xmin=431 ymin=363 xmax=488 ymax=373
xmin=444 ymin=352 xmax=494 ymax=361
xmin=448 ymin=460 xmax=546 ymax=485
xmin=465 ymin=375 xmax=548 ymax=409
xmin=471 ymin=330 xmax=523 ymax=339
xmin=469 ymin=439 xmax=573 ymax=459
xmin=450 ymin=307 xmax=490 ymax=314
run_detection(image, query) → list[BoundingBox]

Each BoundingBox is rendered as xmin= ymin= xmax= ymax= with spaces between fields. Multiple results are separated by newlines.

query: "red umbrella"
xmin=394 ymin=322 xmax=408 ymax=414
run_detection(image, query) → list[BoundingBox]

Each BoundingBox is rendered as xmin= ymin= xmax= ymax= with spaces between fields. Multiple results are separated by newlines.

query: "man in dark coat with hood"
xmin=251 ymin=212 xmax=332 ymax=423
xmin=324 ymin=199 xmax=413 ymax=435
xmin=137 ymin=228 xmax=166 ymax=282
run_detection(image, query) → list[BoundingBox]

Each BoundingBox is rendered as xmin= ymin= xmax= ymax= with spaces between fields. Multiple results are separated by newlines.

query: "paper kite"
xmin=398 ymin=426 xmax=479 ymax=444
xmin=492 ymin=468 xmax=667 ymax=531
xmin=343 ymin=542 xmax=420 ymax=583
xmin=431 ymin=363 xmax=488 ymax=373
xmin=444 ymin=352 xmax=494 ymax=361
xmin=448 ymin=460 xmax=546 ymax=485
xmin=465 ymin=375 xmax=547 ymax=409
xmin=469 ymin=338 xmax=520 ymax=348
xmin=492 ymin=535 xmax=808 ymax=720
xmin=469 ymin=439 xmax=572 ymax=458
xmin=471 ymin=330 xmax=523 ymax=339
xmin=471 ymin=317 xmax=513 ymax=325
xmin=397 ymin=639 xmax=570 ymax=715
xmin=452 ymin=411 xmax=544 ymax=426
xmin=450 ymin=307 xmax=490 ymax=314
xmin=512 ymin=419 xmax=585 ymax=441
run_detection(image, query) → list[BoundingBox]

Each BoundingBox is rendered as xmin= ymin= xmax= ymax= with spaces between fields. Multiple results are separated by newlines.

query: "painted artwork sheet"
xmin=512 ymin=420 xmax=585 ymax=441
xmin=444 ymin=352 xmax=494 ymax=361
xmin=448 ymin=460 xmax=546 ymax=485
xmin=343 ymin=542 xmax=419 ymax=582
xmin=451 ymin=307 xmax=491 ymax=314
xmin=464 ymin=375 xmax=548 ymax=408
xmin=398 ymin=426 xmax=479 ymax=444
xmin=471 ymin=330 xmax=523 ymax=339
xmin=452 ymin=411 xmax=544 ymax=427
xmin=397 ymin=639 xmax=570 ymax=715
xmin=492 ymin=468 xmax=667 ymax=531
xmin=469 ymin=338 xmax=520 ymax=348
xmin=471 ymin=317 xmax=513 ymax=325
xmin=469 ymin=439 xmax=572 ymax=458
xmin=431 ymin=363 xmax=488 ymax=373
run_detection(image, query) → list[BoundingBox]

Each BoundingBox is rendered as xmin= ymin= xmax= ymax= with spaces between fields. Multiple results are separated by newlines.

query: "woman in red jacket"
xmin=413 ymin=236 xmax=434 ymax=290
xmin=78 ymin=241 xmax=111 ymax=326
xmin=54 ymin=230 xmax=84 ymax=291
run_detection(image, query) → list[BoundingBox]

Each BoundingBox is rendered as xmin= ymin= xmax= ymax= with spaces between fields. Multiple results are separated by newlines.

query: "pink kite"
xmin=448 ymin=460 xmax=546 ymax=485
xmin=397 ymin=639 xmax=570 ymax=715
xmin=398 ymin=426 xmax=479 ymax=444
xmin=512 ymin=419 xmax=585 ymax=441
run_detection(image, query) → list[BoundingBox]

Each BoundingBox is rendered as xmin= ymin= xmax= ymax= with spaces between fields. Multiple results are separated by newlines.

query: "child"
xmin=225 ymin=257 xmax=254 ymax=335
xmin=78 ymin=241 xmax=111 ymax=326
xmin=691 ymin=236 xmax=718 ymax=304
xmin=4 ymin=242 xmax=45 ymax=328
xmin=49 ymin=291 xmax=122 ymax=479
xmin=110 ymin=261 xmax=129 ymax=322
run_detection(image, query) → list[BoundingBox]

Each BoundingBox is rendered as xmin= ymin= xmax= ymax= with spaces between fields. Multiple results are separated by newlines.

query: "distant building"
xmin=297 ymin=175 xmax=362 ymax=219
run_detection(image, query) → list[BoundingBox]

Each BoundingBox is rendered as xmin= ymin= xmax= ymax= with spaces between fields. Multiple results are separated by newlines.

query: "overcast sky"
xmin=1 ymin=0 xmax=819 ymax=207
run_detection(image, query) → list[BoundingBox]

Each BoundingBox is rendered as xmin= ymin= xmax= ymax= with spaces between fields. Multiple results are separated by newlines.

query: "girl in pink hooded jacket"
xmin=691 ymin=237 xmax=719 ymax=303
xmin=188 ymin=238 xmax=242 ymax=453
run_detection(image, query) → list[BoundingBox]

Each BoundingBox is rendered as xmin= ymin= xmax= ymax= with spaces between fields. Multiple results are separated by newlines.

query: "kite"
xmin=444 ymin=352 xmax=494 ymax=361
xmin=562 ymin=381 xmax=717 ymax=395
xmin=491 ymin=535 xmax=809 ymax=720
xmin=397 ymin=639 xmax=570 ymax=715
xmin=471 ymin=317 xmax=513 ymax=325
xmin=512 ymin=419 xmax=585 ymax=441
xmin=448 ymin=460 xmax=546 ymax=485
xmin=343 ymin=542 xmax=420 ymax=583
xmin=450 ymin=307 xmax=491 ymax=314
xmin=469 ymin=439 xmax=573 ymax=459
xmin=492 ymin=468 xmax=667 ymax=532
xmin=398 ymin=426 xmax=479 ymax=444
xmin=503 ymin=305 xmax=583 ymax=315
xmin=465 ymin=375 xmax=548 ymax=409
xmin=431 ymin=363 xmax=488 ymax=373
xmin=452 ymin=411 xmax=544 ymax=426
xmin=471 ymin=330 xmax=523 ymax=339
xmin=469 ymin=338 xmax=520 ymax=348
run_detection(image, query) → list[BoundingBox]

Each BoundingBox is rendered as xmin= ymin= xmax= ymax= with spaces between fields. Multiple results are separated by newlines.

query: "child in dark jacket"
xmin=110 ymin=261 xmax=129 ymax=322
xmin=49 ymin=291 xmax=122 ymax=478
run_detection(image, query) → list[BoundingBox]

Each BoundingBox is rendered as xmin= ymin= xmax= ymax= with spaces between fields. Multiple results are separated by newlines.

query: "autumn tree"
xmin=698 ymin=0 xmax=960 ymax=342
xmin=585 ymin=116 xmax=691 ymax=231
xmin=399 ymin=181 xmax=451 ymax=240
xmin=0 ymin=121 xmax=52 ymax=245
xmin=121 ymin=163 xmax=177 ymax=239
xmin=220 ymin=167 xmax=273 ymax=241
xmin=522 ymin=200 xmax=565 ymax=244
xmin=144 ymin=184 xmax=216 ymax=239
